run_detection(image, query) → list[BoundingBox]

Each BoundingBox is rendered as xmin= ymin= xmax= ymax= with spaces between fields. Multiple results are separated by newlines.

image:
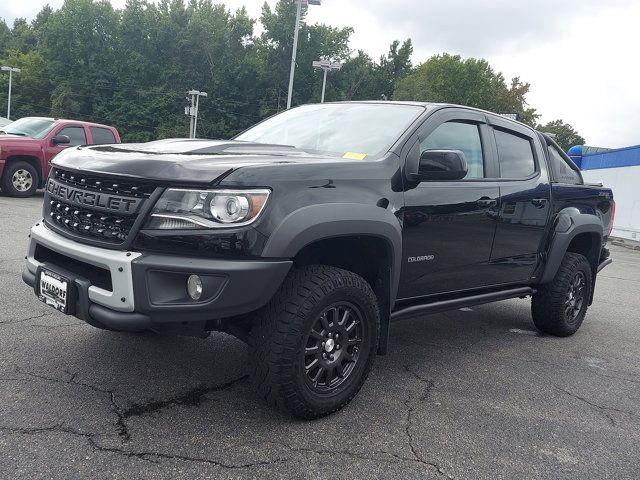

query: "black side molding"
xmin=391 ymin=287 xmax=535 ymax=322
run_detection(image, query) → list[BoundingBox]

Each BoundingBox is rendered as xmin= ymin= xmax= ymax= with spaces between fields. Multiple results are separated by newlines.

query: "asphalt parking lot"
xmin=0 ymin=193 xmax=639 ymax=480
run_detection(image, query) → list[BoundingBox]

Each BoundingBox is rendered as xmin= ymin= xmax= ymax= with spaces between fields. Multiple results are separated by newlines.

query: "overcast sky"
xmin=2 ymin=0 xmax=639 ymax=148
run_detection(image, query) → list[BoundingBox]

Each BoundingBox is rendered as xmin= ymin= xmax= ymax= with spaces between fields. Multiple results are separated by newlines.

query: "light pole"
xmin=185 ymin=89 xmax=207 ymax=138
xmin=312 ymin=58 xmax=342 ymax=103
xmin=286 ymin=0 xmax=321 ymax=109
xmin=1 ymin=66 xmax=21 ymax=120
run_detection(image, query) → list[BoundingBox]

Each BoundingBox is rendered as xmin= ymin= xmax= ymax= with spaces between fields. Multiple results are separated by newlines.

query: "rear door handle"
xmin=531 ymin=198 xmax=548 ymax=208
xmin=477 ymin=197 xmax=498 ymax=208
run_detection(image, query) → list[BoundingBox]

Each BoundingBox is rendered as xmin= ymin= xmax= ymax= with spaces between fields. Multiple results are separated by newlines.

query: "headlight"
xmin=146 ymin=188 xmax=270 ymax=229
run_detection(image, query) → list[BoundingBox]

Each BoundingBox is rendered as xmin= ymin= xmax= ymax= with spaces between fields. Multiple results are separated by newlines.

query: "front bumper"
xmin=23 ymin=222 xmax=292 ymax=332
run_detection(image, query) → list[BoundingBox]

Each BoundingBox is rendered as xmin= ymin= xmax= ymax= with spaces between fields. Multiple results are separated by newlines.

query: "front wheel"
xmin=249 ymin=265 xmax=380 ymax=419
xmin=1 ymin=161 xmax=39 ymax=197
xmin=531 ymin=252 xmax=593 ymax=336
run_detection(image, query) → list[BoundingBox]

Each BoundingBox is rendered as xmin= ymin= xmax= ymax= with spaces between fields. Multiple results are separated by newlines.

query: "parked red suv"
xmin=0 ymin=117 xmax=121 ymax=197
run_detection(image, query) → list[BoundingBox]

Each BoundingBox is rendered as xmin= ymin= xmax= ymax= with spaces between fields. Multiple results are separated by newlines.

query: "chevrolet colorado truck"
xmin=0 ymin=117 xmax=121 ymax=197
xmin=22 ymin=102 xmax=614 ymax=419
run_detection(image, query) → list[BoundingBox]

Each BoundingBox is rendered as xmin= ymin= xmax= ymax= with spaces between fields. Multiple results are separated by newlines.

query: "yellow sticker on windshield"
xmin=343 ymin=152 xmax=367 ymax=160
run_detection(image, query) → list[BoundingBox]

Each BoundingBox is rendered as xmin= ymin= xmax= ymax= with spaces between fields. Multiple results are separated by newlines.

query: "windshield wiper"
xmin=3 ymin=132 xmax=26 ymax=136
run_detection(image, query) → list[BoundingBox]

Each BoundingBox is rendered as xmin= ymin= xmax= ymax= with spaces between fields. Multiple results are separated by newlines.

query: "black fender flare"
xmin=262 ymin=203 xmax=403 ymax=305
xmin=540 ymin=209 xmax=604 ymax=284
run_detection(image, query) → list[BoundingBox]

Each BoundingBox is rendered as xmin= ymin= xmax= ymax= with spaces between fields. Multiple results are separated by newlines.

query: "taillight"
xmin=607 ymin=200 xmax=616 ymax=236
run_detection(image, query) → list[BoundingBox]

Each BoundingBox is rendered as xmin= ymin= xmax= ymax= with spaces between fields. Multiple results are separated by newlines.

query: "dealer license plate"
xmin=38 ymin=269 xmax=69 ymax=313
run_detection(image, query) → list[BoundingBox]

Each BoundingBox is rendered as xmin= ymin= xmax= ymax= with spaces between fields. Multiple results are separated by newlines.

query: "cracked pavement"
xmin=1 ymin=194 xmax=639 ymax=479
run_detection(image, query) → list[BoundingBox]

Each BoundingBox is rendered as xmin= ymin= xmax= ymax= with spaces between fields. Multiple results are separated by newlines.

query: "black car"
xmin=23 ymin=102 xmax=615 ymax=419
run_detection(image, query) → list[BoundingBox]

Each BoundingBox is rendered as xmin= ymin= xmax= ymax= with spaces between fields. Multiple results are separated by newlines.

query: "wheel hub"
xmin=12 ymin=169 xmax=33 ymax=192
xmin=324 ymin=338 xmax=335 ymax=353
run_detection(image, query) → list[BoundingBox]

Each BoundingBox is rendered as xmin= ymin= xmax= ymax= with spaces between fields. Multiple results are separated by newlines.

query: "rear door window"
xmin=494 ymin=129 xmax=536 ymax=178
xmin=90 ymin=127 xmax=116 ymax=145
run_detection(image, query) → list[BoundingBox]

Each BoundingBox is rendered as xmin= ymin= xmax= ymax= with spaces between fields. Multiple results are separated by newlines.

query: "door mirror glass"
xmin=52 ymin=135 xmax=71 ymax=145
xmin=418 ymin=149 xmax=468 ymax=181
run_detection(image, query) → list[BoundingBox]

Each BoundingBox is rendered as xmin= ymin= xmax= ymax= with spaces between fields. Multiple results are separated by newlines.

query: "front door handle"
xmin=477 ymin=197 xmax=498 ymax=208
xmin=531 ymin=198 xmax=548 ymax=208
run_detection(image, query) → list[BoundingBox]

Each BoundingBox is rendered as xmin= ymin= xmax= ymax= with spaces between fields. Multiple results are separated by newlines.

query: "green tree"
xmin=38 ymin=0 xmax=119 ymax=120
xmin=0 ymin=20 xmax=12 ymax=57
xmin=376 ymin=39 xmax=413 ymax=100
xmin=333 ymin=50 xmax=379 ymax=100
xmin=7 ymin=18 xmax=38 ymax=53
xmin=394 ymin=53 xmax=539 ymax=125
xmin=0 ymin=49 xmax=50 ymax=119
xmin=537 ymin=119 xmax=586 ymax=150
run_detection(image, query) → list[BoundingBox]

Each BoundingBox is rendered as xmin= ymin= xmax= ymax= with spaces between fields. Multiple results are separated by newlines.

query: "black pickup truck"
xmin=23 ymin=102 xmax=614 ymax=419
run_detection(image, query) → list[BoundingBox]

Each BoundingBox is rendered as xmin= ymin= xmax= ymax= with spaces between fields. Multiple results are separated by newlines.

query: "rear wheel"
xmin=249 ymin=265 xmax=380 ymax=419
xmin=1 ymin=161 xmax=39 ymax=197
xmin=531 ymin=252 xmax=592 ymax=336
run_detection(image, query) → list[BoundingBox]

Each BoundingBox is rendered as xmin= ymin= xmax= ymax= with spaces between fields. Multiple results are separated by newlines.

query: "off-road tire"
xmin=249 ymin=265 xmax=380 ymax=419
xmin=1 ymin=161 xmax=39 ymax=197
xmin=532 ymin=252 xmax=592 ymax=336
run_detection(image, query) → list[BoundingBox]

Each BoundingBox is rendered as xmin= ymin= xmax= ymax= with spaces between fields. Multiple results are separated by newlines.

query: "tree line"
xmin=0 ymin=0 xmax=585 ymax=149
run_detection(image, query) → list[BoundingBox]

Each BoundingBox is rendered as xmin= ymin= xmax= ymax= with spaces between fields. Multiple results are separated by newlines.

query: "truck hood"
xmin=0 ymin=135 xmax=41 ymax=147
xmin=51 ymin=138 xmax=345 ymax=184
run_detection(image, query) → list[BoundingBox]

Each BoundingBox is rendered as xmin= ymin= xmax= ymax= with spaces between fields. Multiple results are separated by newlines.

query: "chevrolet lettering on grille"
xmin=46 ymin=179 xmax=142 ymax=215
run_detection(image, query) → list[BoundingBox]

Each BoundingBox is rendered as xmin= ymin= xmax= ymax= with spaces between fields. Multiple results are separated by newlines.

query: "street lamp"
xmin=312 ymin=58 xmax=342 ymax=103
xmin=1 ymin=66 xmax=21 ymax=120
xmin=286 ymin=0 xmax=321 ymax=109
xmin=185 ymin=89 xmax=208 ymax=138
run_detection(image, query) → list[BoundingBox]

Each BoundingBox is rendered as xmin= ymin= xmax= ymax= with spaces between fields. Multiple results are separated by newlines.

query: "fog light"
xmin=186 ymin=275 xmax=203 ymax=300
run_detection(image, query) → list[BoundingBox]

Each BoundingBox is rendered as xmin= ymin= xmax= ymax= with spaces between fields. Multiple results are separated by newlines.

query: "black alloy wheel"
xmin=303 ymin=302 xmax=364 ymax=393
xmin=565 ymin=271 xmax=586 ymax=323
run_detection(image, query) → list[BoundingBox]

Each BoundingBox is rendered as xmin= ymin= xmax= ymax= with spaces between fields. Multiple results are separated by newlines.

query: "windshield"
xmin=0 ymin=118 xmax=56 ymax=138
xmin=235 ymin=103 xmax=424 ymax=158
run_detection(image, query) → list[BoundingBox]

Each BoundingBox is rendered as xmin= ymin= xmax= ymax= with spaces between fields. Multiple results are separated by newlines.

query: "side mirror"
xmin=417 ymin=149 xmax=468 ymax=181
xmin=52 ymin=135 xmax=71 ymax=145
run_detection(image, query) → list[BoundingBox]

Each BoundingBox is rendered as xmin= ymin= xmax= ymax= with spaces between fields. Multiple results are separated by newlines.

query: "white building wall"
xmin=582 ymin=165 xmax=640 ymax=241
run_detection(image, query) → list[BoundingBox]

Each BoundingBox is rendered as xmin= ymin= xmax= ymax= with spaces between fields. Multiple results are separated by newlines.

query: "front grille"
xmin=52 ymin=168 xmax=156 ymax=198
xmin=48 ymin=200 xmax=136 ymax=242
xmin=44 ymin=168 xmax=159 ymax=245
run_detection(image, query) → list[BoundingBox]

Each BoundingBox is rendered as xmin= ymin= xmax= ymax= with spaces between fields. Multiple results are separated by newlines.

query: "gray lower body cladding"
xmin=23 ymin=222 xmax=292 ymax=332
